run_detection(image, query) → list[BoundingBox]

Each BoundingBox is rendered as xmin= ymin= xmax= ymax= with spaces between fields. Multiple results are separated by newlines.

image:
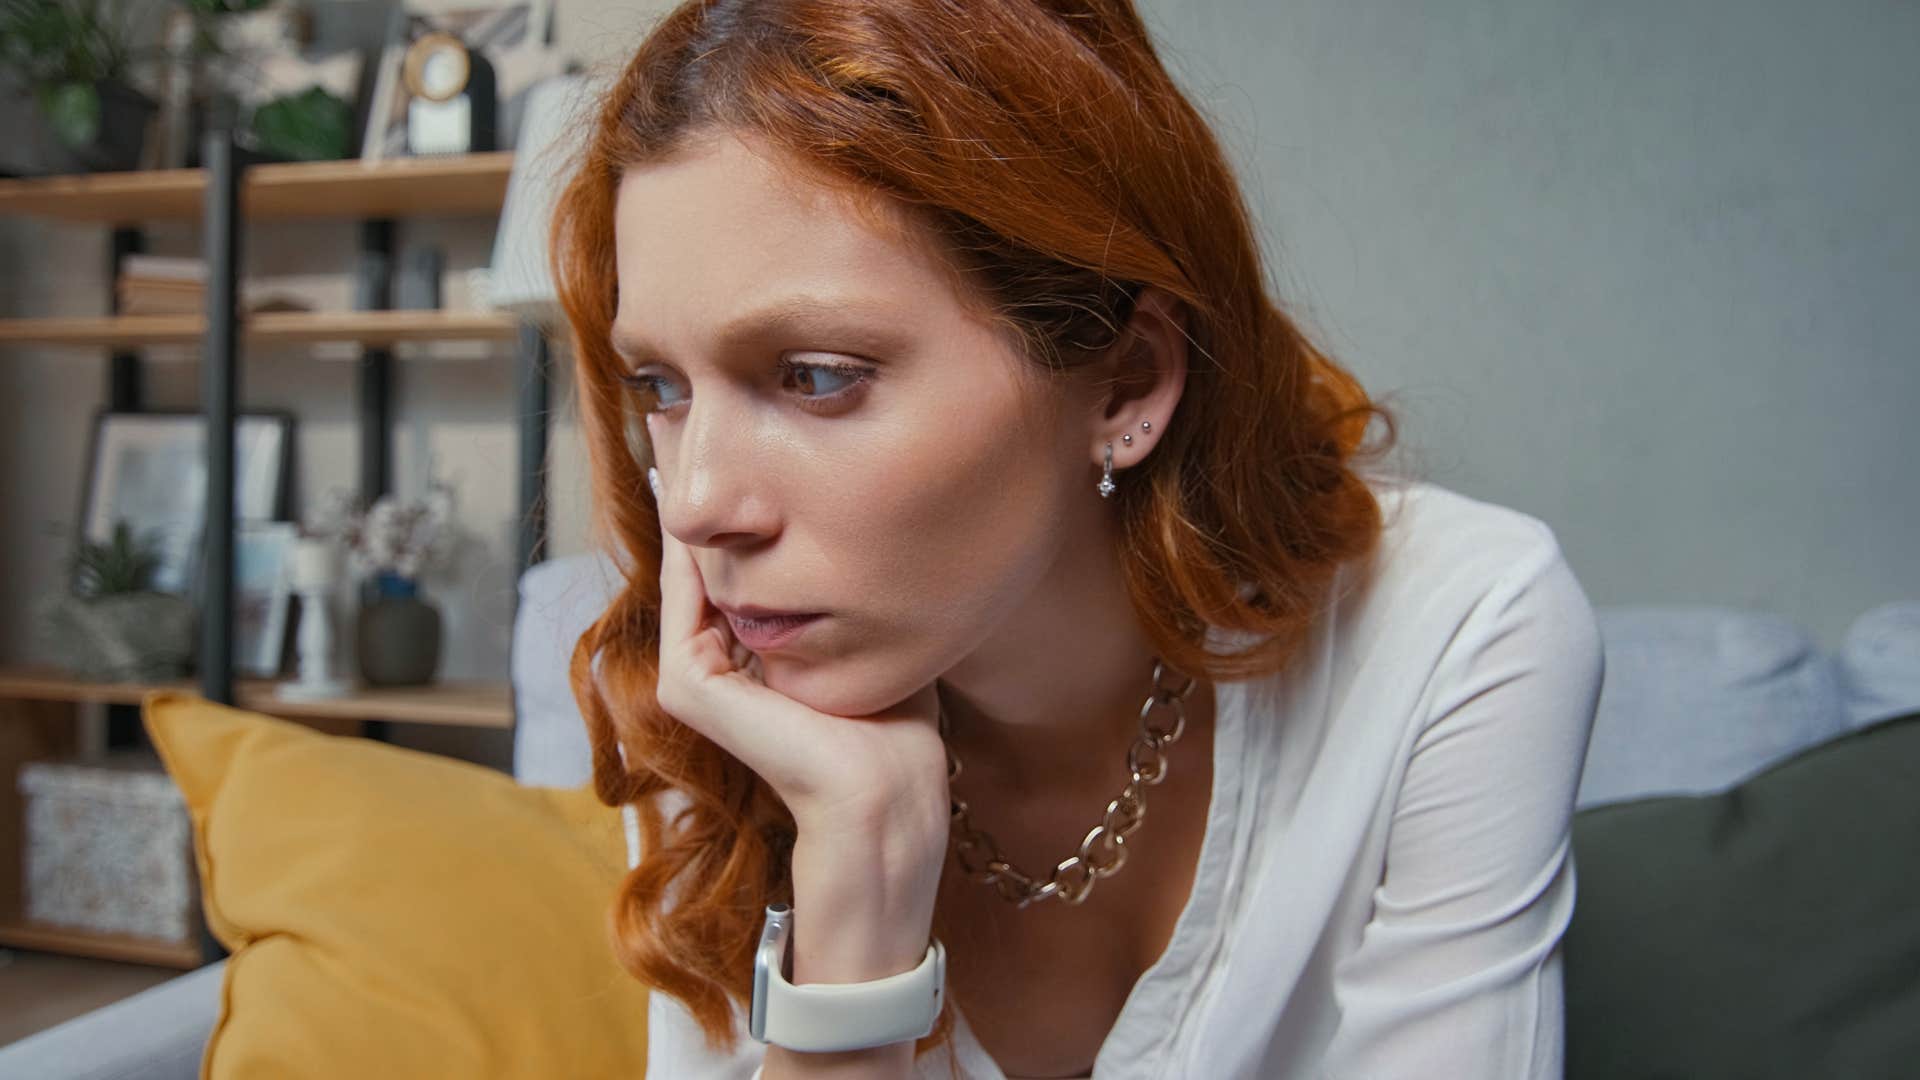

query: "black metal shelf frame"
xmin=168 ymin=132 xmax=554 ymax=964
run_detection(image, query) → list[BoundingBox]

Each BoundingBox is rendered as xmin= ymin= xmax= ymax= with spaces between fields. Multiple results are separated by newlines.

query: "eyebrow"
xmin=609 ymin=293 xmax=908 ymax=366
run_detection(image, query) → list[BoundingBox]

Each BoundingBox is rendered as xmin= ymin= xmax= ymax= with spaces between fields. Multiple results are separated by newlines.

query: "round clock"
xmin=402 ymin=31 xmax=472 ymax=105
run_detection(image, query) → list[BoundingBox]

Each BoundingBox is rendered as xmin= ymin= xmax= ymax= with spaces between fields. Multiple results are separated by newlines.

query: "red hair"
xmin=551 ymin=0 xmax=1399 ymax=1057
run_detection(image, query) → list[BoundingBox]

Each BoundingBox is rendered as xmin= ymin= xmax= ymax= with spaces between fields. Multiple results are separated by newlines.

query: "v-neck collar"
xmin=944 ymin=669 xmax=1252 ymax=1079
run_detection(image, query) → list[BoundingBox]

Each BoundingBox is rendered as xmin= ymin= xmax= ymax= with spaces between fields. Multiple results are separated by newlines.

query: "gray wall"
xmin=2 ymin=1 xmax=1912 ymax=767
xmin=1134 ymin=0 xmax=1919 ymax=647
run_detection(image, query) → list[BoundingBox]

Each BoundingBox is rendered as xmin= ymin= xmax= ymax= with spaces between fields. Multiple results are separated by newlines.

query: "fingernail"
xmin=647 ymin=466 xmax=660 ymax=497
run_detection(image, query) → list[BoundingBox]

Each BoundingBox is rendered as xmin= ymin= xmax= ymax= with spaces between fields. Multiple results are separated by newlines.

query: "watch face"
xmin=403 ymin=31 xmax=471 ymax=104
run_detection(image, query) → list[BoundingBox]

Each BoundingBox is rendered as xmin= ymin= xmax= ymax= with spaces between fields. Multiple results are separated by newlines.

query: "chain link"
xmin=941 ymin=660 xmax=1197 ymax=909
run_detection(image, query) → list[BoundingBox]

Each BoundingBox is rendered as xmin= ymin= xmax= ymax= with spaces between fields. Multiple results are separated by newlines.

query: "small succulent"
xmin=68 ymin=519 xmax=162 ymax=599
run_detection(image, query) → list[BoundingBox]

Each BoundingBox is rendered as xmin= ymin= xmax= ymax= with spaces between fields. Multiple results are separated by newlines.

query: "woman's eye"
xmin=617 ymin=357 xmax=873 ymax=414
xmin=777 ymin=357 xmax=869 ymax=401
xmin=615 ymin=372 xmax=684 ymax=412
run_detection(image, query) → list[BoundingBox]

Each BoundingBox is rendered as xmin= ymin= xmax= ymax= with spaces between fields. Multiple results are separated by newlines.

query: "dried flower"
xmin=304 ymin=481 xmax=457 ymax=583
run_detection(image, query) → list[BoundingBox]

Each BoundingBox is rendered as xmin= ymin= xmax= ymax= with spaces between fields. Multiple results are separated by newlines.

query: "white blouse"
xmin=631 ymin=475 xmax=1606 ymax=1079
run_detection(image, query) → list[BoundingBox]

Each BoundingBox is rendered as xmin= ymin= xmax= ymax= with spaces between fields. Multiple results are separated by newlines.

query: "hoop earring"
xmin=1097 ymin=442 xmax=1116 ymax=498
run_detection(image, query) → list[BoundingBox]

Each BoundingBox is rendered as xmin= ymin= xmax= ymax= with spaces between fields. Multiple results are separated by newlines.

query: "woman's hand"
xmin=649 ymin=465 xmax=948 ymax=997
xmin=646 ymin=466 xmax=949 ymax=849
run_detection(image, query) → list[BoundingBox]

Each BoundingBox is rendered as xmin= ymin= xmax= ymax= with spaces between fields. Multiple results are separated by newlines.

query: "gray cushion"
xmin=1576 ymin=606 xmax=1846 ymax=808
xmin=509 ymin=549 xmax=627 ymax=787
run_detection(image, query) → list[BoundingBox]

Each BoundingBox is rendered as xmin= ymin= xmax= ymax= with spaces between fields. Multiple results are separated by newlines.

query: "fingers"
xmin=651 ymin=464 xmax=747 ymax=680
xmin=648 ymin=465 xmax=796 ymax=788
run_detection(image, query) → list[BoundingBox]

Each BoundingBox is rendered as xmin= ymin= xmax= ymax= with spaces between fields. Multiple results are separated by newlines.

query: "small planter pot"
xmin=82 ymin=80 xmax=157 ymax=172
xmin=37 ymin=80 xmax=159 ymax=174
xmin=355 ymin=574 xmax=443 ymax=688
xmin=40 ymin=592 xmax=196 ymax=682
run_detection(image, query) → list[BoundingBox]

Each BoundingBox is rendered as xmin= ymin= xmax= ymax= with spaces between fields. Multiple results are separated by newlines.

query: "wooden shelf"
xmin=0 ymin=309 xmax=519 ymax=348
xmin=0 ymin=666 xmax=514 ymax=729
xmin=0 ymin=904 xmax=203 ymax=970
xmin=0 ymin=152 xmax=514 ymax=224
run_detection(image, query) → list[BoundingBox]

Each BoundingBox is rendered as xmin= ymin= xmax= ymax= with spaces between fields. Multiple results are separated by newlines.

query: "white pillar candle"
xmin=288 ymin=538 xmax=339 ymax=592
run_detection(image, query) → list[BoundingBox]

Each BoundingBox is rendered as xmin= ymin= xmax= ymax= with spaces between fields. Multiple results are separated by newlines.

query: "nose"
xmin=648 ymin=404 xmax=778 ymax=550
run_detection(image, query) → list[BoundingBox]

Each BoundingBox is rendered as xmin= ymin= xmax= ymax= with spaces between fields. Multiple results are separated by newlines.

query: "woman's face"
xmin=612 ymin=129 xmax=1103 ymax=717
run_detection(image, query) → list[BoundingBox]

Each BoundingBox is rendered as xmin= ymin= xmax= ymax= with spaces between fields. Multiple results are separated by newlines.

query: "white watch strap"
xmin=621 ymin=802 xmax=946 ymax=1054
xmin=753 ymin=905 xmax=946 ymax=1053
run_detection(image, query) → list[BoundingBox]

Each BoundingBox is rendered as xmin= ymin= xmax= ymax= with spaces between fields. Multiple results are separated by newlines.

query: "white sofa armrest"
xmin=0 ymin=958 xmax=223 ymax=1080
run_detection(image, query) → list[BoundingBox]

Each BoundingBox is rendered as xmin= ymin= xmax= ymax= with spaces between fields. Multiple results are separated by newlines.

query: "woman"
xmin=553 ymin=2 xmax=1604 ymax=1077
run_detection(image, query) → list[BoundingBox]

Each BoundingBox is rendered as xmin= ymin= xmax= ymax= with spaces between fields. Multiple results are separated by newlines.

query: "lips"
xmin=715 ymin=602 xmax=814 ymax=621
xmin=720 ymin=609 xmax=823 ymax=651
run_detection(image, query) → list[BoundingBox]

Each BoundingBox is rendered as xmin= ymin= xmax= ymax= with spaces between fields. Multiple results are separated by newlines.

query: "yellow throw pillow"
xmin=141 ymin=691 xmax=649 ymax=1078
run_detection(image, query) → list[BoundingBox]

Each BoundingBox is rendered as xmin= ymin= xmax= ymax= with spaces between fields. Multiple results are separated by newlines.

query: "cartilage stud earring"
xmin=1140 ymin=420 xmax=1152 ymax=432
xmin=1122 ymin=433 xmax=1133 ymax=445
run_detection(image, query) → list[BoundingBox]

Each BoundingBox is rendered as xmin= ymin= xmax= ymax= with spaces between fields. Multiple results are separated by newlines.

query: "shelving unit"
xmin=0 ymin=142 xmax=550 ymax=970
xmin=0 ymin=151 xmax=513 ymax=222
xmin=0 ymin=905 xmax=204 ymax=969
xmin=0 ymin=310 xmax=518 ymax=348
xmin=0 ymin=667 xmax=513 ymax=729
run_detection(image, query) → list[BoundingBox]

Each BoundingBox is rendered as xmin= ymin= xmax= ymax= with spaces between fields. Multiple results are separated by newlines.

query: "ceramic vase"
xmin=354 ymin=572 xmax=442 ymax=687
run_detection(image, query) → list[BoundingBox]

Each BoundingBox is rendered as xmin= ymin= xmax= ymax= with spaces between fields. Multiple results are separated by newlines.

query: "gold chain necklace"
xmin=939 ymin=660 xmax=1198 ymax=908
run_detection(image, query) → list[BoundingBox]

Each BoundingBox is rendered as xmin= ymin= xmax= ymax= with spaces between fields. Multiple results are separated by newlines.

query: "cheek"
xmin=878 ymin=427 xmax=1060 ymax=625
xmin=761 ymin=390 xmax=1070 ymax=715
xmin=855 ymin=367 xmax=1063 ymax=619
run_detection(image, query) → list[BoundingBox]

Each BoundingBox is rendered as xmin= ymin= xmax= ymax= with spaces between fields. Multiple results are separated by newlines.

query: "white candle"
xmin=287 ymin=538 xmax=339 ymax=591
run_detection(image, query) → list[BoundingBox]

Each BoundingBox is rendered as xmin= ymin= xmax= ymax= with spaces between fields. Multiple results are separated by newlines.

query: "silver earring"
xmin=1141 ymin=420 xmax=1152 ymax=432
xmin=1122 ymin=433 xmax=1133 ymax=445
xmin=1097 ymin=442 xmax=1115 ymax=498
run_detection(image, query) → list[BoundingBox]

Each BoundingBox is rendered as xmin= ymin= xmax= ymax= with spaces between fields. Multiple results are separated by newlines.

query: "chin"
xmin=758 ymin=651 xmax=919 ymax=719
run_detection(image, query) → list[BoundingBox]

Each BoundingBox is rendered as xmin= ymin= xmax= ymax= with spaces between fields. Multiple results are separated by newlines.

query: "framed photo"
xmin=360 ymin=0 xmax=560 ymax=161
xmin=235 ymin=522 xmax=298 ymax=677
xmin=77 ymin=411 xmax=295 ymax=597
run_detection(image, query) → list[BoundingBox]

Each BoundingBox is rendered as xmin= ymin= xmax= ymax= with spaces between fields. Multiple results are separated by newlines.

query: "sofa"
xmin=1 ymin=548 xmax=1913 ymax=1078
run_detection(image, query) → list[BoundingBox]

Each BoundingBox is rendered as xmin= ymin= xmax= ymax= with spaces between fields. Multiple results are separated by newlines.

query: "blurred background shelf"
xmin=0 ymin=310 xmax=518 ymax=349
xmin=0 ymin=136 xmax=546 ymax=981
xmin=0 ymin=905 xmax=203 ymax=970
xmin=0 ymin=153 xmax=514 ymax=224
xmin=0 ymin=666 xmax=513 ymax=729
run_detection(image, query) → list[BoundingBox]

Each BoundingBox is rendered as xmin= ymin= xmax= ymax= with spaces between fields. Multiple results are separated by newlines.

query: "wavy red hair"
xmin=551 ymin=0 xmax=1400 ymax=1058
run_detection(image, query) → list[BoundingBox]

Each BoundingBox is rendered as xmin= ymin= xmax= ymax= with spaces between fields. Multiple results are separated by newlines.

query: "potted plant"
xmin=307 ymin=482 xmax=459 ymax=688
xmin=40 ymin=520 xmax=197 ymax=681
xmin=0 ymin=0 xmax=159 ymax=172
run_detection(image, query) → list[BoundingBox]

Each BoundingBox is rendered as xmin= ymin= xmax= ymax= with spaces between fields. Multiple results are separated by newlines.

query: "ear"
xmin=1085 ymin=285 xmax=1191 ymax=472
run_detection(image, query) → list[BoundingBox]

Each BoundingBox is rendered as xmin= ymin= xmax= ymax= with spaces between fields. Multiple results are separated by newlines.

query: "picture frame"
xmin=360 ymin=0 xmax=560 ymax=161
xmin=76 ymin=411 xmax=295 ymax=598
xmin=234 ymin=521 xmax=298 ymax=678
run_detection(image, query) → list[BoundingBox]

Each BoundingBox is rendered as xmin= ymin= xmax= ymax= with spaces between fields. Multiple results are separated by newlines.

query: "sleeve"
xmin=627 ymin=800 xmax=768 ymax=1079
xmin=646 ymin=988 xmax=766 ymax=1080
xmin=1318 ymin=530 xmax=1606 ymax=1078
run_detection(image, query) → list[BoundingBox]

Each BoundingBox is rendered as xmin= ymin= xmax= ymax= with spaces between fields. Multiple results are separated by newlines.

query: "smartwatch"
xmin=749 ymin=903 xmax=946 ymax=1053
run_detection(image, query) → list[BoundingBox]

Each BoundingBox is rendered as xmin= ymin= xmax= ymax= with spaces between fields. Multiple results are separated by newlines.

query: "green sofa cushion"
xmin=1566 ymin=710 xmax=1920 ymax=1080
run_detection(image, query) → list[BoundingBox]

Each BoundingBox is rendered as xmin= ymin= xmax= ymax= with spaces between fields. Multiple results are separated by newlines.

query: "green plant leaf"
xmin=249 ymin=85 xmax=351 ymax=162
xmin=38 ymin=80 xmax=99 ymax=147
